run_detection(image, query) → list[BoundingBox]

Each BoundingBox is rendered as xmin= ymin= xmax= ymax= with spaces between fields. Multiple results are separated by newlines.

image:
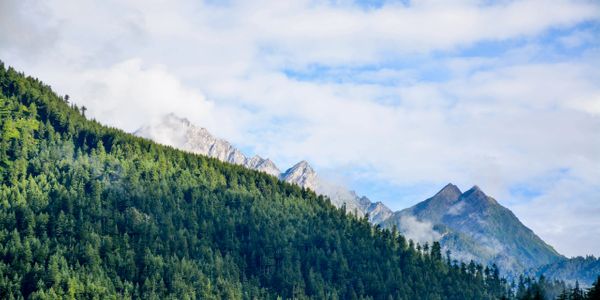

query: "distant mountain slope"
xmin=0 ymin=61 xmax=509 ymax=299
xmin=535 ymin=256 xmax=600 ymax=286
xmin=136 ymin=115 xmax=574 ymax=276
xmin=135 ymin=113 xmax=393 ymax=222
xmin=383 ymin=184 xmax=564 ymax=275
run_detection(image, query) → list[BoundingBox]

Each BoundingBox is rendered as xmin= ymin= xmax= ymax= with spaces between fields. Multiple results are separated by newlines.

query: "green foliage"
xmin=514 ymin=275 xmax=600 ymax=300
xmin=0 ymin=61 xmax=513 ymax=299
xmin=587 ymin=276 xmax=600 ymax=300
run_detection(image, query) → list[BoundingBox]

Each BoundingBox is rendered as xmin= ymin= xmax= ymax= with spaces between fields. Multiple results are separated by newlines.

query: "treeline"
xmin=515 ymin=276 xmax=600 ymax=300
xmin=0 ymin=61 xmax=581 ymax=299
xmin=536 ymin=256 xmax=600 ymax=288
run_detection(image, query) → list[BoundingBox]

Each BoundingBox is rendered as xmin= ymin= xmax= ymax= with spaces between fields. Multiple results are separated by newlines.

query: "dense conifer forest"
xmin=0 ymin=61 xmax=597 ymax=299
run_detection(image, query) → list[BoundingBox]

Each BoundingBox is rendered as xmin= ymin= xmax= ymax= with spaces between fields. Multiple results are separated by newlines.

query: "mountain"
xmin=280 ymin=160 xmax=318 ymax=190
xmin=135 ymin=113 xmax=281 ymax=177
xmin=134 ymin=114 xmax=574 ymax=276
xmin=280 ymin=161 xmax=394 ymax=222
xmin=534 ymin=256 xmax=600 ymax=287
xmin=364 ymin=200 xmax=394 ymax=224
xmin=135 ymin=113 xmax=589 ymax=282
xmin=382 ymin=184 xmax=564 ymax=275
xmin=135 ymin=113 xmax=393 ymax=222
xmin=0 ymin=61 xmax=510 ymax=299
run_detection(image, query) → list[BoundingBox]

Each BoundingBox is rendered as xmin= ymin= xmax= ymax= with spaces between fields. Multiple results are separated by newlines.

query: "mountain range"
xmin=0 ymin=62 xmax=515 ymax=299
xmin=382 ymin=183 xmax=562 ymax=274
xmin=135 ymin=113 xmax=393 ymax=223
xmin=1 ymin=62 xmax=596 ymax=298
xmin=135 ymin=113 xmax=598 ymax=285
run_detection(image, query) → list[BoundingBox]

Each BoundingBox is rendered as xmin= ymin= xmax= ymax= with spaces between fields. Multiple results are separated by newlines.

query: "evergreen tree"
xmin=557 ymin=288 xmax=569 ymax=300
xmin=0 ymin=61 xmax=521 ymax=299
xmin=572 ymin=281 xmax=585 ymax=300
xmin=587 ymin=276 xmax=600 ymax=300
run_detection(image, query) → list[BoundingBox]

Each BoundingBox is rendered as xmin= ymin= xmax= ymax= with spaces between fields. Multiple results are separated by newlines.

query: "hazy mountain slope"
xmin=383 ymin=184 xmax=563 ymax=274
xmin=535 ymin=256 xmax=600 ymax=286
xmin=0 ymin=61 xmax=509 ymax=299
xmin=131 ymin=88 xmax=575 ymax=279
xmin=135 ymin=114 xmax=394 ymax=221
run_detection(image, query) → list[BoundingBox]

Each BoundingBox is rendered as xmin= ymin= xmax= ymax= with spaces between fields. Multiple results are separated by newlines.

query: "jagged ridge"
xmin=135 ymin=114 xmax=393 ymax=221
xmin=383 ymin=184 xmax=563 ymax=275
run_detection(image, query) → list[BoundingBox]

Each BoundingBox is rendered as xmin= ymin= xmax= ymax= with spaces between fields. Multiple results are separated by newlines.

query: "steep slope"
xmin=280 ymin=161 xmax=393 ymax=221
xmin=383 ymin=184 xmax=563 ymax=274
xmin=0 ymin=62 xmax=509 ymax=299
xmin=280 ymin=160 xmax=318 ymax=190
xmin=136 ymin=115 xmax=393 ymax=221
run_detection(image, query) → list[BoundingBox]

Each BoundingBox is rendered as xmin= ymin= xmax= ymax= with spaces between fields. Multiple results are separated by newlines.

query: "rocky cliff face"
xmin=246 ymin=155 xmax=281 ymax=178
xmin=135 ymin=114 xmax=392 ymax=220
xmin=280 ymin=161 xmax=318 ymax=191
xmin=365 ymin=201 xmax=394 ymax=224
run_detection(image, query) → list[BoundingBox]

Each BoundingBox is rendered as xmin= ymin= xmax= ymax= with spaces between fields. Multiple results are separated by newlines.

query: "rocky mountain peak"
xmin=246 ymin=156 xmax=281 ymax=177
xmin=435 ymin=183 xmax=462 ymax=201
xmin=366 ymin=201 xmax=394 ymax=224
xmin=384 ymin=183 xmax=563 ymax=275
xmin=136 ymin=113 xmax=394 ymax=223
xmin=461 ymin=185 xmax=497 ymax=207
xmin=465 ymin=185 xmax=482 ymax=194
xmin=281 ymin=160 xmax=318 ymax=191
xmin=135 ymin=114 xmax=278 ymax=176
xmin=295 ymin=160 xmax=311 ymax=169
xmin=286 ymin=160 xmax=315 ymax=175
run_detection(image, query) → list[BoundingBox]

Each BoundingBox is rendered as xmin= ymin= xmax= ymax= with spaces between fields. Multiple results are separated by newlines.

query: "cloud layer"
xmin=1 ymin=0 xmax=599 ymax=257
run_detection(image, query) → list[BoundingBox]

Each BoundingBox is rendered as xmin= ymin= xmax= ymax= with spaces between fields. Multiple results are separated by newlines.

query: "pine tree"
xmin=0 ymin=61 xmax=517 ymax=299
xmin=588 ymin=276 xmax=600 ymax=300
xmin=572 ymin=281 xmax=585 ymax=300
xmin=557 ymin=288 xmax=569 ymax=300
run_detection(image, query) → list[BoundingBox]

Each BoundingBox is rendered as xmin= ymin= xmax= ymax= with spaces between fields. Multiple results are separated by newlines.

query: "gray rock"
xmin=134 ymin=113 xmax=281 ymax=177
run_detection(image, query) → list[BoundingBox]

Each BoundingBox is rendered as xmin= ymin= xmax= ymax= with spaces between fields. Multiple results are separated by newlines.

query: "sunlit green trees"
xmin=0 ymin=61 xmax=513 ymax=299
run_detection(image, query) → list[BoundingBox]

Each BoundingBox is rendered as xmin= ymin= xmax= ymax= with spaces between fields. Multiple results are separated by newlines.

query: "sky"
xmin=1 ymin=0 xmax=599 ymax=257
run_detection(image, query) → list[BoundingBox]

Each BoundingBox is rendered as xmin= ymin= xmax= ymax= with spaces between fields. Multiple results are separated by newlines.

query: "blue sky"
xmin=1 ymin=0 xmax=599 ymax=257
xmin=280 ymin=19 xmax=600 ymax=211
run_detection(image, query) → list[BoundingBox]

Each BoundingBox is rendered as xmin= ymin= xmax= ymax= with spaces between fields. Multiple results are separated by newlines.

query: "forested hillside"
xmin=0 ymin=61 xmax=512 ymax=299
xmin=536 ymin=256 xmax=600 ymax=287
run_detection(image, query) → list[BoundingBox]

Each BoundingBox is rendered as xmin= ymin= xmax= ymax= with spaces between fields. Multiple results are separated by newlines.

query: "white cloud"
xmin=397 ymin=215 xmax=442 ymax=245
xmin=63 ymin=59 xmax=214 ymax=132
xmin=512 ymin=176 xmax=600 ymax=257
xmin=559 ymin=29 xmax=597 ymax=48
xmin=1 ymin=0 xmax=599 ymax=256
